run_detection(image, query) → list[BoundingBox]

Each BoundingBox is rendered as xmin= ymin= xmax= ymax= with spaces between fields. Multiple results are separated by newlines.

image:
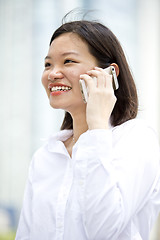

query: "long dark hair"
xmin=49 ymin=20 xmax=138 ymax=130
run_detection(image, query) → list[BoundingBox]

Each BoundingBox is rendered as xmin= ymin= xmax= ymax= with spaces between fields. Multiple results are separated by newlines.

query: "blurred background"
xmin=0 ymin=0 xmax=159 ymax=239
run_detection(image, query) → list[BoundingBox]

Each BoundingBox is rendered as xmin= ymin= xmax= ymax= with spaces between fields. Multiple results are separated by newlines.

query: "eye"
xmin=64 ymin=59 xmax=76 ymax=64
xmin=44 ymin=62 xmax=51 ymax=68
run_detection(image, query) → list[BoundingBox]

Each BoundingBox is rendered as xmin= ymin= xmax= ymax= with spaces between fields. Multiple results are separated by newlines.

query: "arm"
xmin=73 ymin=121 xmax=160 ymax=239
xmin=15 ymin=161 xmax=33 ymax=240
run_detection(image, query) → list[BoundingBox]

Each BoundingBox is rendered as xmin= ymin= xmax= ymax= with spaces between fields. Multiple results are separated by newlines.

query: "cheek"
xmin=69 ymin=69 xmax=80 ymax=81
xmin=68 ymin=68 xmax=84 ymax=84
xmin=41 ymin=72 xmax=50 ymax=98
xmin=41 ymin=72 xmax=48 ymax=88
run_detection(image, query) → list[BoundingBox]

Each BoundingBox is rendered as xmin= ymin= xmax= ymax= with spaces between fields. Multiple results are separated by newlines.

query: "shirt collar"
xmin=46 ymin=121 xmax=113 ymax=153
xmin=47 ymin=129 xmax=73 ymax=153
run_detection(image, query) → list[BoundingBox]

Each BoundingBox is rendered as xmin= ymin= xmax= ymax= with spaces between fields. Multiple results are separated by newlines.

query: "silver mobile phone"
xmin=79 ymin=66 xmax=119 ymax=103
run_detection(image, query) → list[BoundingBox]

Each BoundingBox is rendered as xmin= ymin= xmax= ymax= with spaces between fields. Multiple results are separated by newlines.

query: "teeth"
xmin=51 ymin=86 xmax=71 ymax=92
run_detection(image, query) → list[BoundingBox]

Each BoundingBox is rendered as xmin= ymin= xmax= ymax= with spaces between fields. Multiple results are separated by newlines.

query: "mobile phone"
xmin=79 ymin=66 xmax=119 ymax=103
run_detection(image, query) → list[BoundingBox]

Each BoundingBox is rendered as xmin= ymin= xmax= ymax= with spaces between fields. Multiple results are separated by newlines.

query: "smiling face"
xmin=41 ymin=32 xmax=98 ymax=115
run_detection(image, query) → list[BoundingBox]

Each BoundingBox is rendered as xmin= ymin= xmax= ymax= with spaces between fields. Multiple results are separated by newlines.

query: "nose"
xmin=48 ymin=68 xmax=63 ymax=81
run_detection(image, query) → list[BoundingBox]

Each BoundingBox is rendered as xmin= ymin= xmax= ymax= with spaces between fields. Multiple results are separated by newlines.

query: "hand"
xmin=80 ymin=67 xmax=117 ymax=130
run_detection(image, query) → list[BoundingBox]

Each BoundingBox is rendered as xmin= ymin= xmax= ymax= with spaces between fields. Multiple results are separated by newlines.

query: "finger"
xmin=94 ymin=67 xmax=114 ymax=90
xmin=80 ymin=73 xmax=96 ymax=92
xmin=87 ymin=68 xmax=107 ymax=88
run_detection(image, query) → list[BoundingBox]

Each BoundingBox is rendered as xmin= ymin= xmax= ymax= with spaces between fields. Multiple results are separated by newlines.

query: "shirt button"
xmin=58 ymin=223 xmax=63 ymax=228
xmin=79 ymin=180 xmax=84 ymax=186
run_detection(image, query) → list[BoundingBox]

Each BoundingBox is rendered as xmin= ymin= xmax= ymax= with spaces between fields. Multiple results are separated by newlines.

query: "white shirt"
xmin=15 ymin=119 xmax=160 ymax=240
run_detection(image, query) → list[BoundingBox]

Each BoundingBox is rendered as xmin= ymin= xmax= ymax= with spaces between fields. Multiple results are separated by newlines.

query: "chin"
xmin=49 ymin=102 xmax=62 ymax=109
xmin=49 ymin=100 xmax=69 ymax=111
xmin=49 ymin=97 xmax=85 ymax=112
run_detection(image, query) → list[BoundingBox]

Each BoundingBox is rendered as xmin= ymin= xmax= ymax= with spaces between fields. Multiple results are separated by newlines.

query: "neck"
xmin=71 ymin=111 xmax=88 ymax=142
xmin=62 ymin=110 xmax=88 ymax=157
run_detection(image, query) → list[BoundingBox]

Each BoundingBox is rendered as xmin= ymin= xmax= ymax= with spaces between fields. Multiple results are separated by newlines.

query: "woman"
xmin=16 ymin=19 xmax=160 ymax=240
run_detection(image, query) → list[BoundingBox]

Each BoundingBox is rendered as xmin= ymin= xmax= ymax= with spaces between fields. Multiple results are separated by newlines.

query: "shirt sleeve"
xmin=72 ymin=120 xmax=160 ymax=240
xmin=15 ymin=159 xmax=33 ymax=240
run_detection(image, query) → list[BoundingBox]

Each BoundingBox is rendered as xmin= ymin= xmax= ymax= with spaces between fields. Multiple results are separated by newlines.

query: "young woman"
xmin=16 ymin=19 xmax=160 ymax=240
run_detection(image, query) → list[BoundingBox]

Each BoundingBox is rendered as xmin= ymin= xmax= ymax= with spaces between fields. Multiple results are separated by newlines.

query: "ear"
xmin=110 ymin=63 xmax=119 ymax=77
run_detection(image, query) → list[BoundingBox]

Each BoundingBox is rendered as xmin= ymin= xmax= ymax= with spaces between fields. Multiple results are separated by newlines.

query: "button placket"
xmin=55 ymin=157 xmax=73 ymax=240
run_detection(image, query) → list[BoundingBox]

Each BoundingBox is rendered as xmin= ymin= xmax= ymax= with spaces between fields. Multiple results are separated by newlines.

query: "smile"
xmin=51 ymin=86 xmax=72 ymax=92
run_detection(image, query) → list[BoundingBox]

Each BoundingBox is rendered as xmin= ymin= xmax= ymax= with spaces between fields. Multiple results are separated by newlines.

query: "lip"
xmin=51 ymin=91 xmax=65 ymax=96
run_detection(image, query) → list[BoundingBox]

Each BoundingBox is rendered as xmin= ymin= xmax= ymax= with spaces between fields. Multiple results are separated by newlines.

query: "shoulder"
xmin=112 ymin=118 xmax=153 ymax=132
xmin=31 ymin=129 xmax=73 ymax=163
xmin=112 ymin=118 xmax=160 ymax=163
xmin=112 ymin=119 xmax=160 ymax=187
xmin=35 ymin=129 xmax=73 ymax=153
xmin=28 ymin=130 xmax=73 ymax=177
xmin=112 ymin=118 xmax=159 ymax=142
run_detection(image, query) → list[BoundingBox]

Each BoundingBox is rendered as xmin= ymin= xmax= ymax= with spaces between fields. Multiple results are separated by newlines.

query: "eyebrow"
xmin=45 ymin=51 xmax=79 ymax=60
xmin=61 ymin=51 xmax=80 ymax=56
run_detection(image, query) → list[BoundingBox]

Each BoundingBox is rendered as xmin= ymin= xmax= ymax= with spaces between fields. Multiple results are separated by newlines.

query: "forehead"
xmin=48 ymin=32 xmax=89 ymax=55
